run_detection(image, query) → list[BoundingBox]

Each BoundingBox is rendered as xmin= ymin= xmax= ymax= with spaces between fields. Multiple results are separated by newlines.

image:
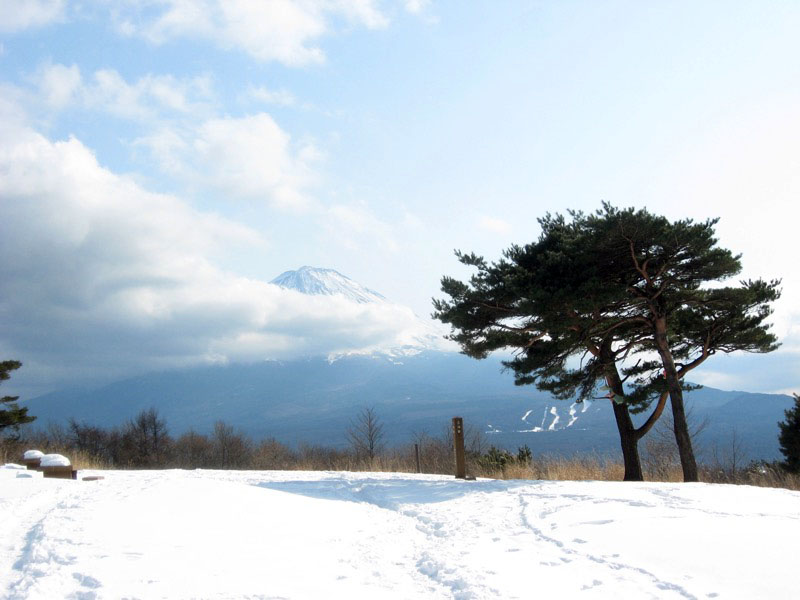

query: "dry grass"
xmin=0 ymin=440 xmax=110 ymax=471
xmin=474 ymin=455 xmax=679 ymax=482
xmin=700 ymin=465 xmax=800 ymax=491
xmin=478 ymin=457 xmax=800 ymax=491
xmin=58 ymin=448 xmax=111 ymax=470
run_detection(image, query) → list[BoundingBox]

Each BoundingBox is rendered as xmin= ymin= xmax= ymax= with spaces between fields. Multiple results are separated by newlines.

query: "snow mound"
xmin=23 ymin=449 xmax=44 ymax=460
xmin=2 ymin=463 xmax=27 ymax=470
xmin=40 ymin=454 xmax=71 ymax=467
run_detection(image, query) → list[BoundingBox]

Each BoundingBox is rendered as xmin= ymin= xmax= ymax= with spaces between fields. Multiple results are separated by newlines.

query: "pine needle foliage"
xmin=1 ymin=360 xmax=35 ymax=438
xmin=778 ymin=394 xmax=800 ymax=474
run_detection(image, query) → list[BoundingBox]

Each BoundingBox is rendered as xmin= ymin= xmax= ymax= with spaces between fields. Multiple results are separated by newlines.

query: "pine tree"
xmin=434 ymin=214 xmax=669 ymax=481
xmin=434 ymin=205 xmax=780 ymax=482
xmin=582 ymin=204 xmax=780 ymax=481
xmin=778 ymin=394 xmax=800 ymax=474
xmin=1 ymin=360 xmax=36 ymax=438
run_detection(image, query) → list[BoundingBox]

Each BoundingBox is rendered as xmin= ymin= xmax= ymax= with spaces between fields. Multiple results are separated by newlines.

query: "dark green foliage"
xmin=778 ymin=394 xmax=800 ymax=473
xmin=580 ymin=204 xmax=780 ymax=387
xmin=433 ymin=216 xmax=659 ymax=407
xmin=478 ymin=445 xmax=534 ymax=471
xmin=517 ymin=445 xmax=532 ymax=464
xmin=478 ymin=446 xmax=515 ymax=471
xmin=1 ymin=360 xmax=36 ymax=438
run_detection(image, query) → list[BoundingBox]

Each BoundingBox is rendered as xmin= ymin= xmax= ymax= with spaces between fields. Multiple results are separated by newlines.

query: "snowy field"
xmin=1 ymin=466 xmax=798 ymax=599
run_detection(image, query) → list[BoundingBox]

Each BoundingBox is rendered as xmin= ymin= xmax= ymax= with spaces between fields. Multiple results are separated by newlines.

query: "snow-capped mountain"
xmin=271 ymin=266 xmax=451 ymax=357
xmin=271 ymin=266 xmax=387 ymax=304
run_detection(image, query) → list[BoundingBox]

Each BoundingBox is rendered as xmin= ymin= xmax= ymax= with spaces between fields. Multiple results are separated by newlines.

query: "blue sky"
xmin=1 ymin=1 xmax=798 ymax=396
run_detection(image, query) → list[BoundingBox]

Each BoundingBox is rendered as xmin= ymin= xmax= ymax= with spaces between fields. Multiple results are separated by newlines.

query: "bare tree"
xmin=123 ymin=408 xmax=171 ymax=467
xmin=347 ymin=407 xmax=385 ymax=460
xmin=252 ymin=438 xmax=297 ymax=470
xmin=642 ymin=402 xmax=709 ymax=480
xmin=45 ymin=422 xmax=71 ymax=447
xmin=173 ymin=430 xmax=214 ymax=468
xmin=711 ymin=428 xmax=748 ymax=481
xmin=69 ymin=419 xmax=109 ymax=458
xmin=211 ymin=421 xmax=252 ymax=469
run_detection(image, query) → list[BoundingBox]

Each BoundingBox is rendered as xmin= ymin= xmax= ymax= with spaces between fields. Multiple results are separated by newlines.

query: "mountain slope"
xmin=23 ymin=351 xmax=793 ymax=461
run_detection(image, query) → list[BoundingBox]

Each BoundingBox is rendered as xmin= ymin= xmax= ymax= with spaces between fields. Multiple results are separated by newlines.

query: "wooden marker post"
xmin=414 ymin=443 xmax=421 ymax=474
xmin=452 ymin=417 xmax=466 ymax=479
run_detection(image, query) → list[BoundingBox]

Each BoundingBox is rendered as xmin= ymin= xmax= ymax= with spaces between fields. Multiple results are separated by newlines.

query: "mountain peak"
xmin=270 ymin=266 xmax=386 ymax=304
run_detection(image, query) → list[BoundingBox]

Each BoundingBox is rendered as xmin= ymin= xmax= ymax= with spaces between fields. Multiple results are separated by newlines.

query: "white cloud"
xmin=89 ymin=69 xmax=214 ymax=118
xmin=34 ymin=63 xmax=81 ymax=108
xmin=0 ymin=0 xmax=64 ymax=33
xmin=0 ymin=125 xmax=428 ymax=393
xmin=688 ymin=370 xmax=742 ymax=391
xmin=477 ymin=215 xmax=512 ymax=235
xmin=136 ymin=113 xmax=318 ymax=209
xmin=30 ymin=63 xmax=215 ymax=119
xmin=246 ymin=85 xmax=296 ymax=107
xmin=326 ymin=203 xmax=399 ymax=252
xmin=21 ymin=66 xmax=316 ymax=210
xmin=403 ymin=0 xmax=430 ymax=15
xmin=115 ymin=0 xmax=388 ymax=66
xmin=329 ymin=0 xmax=388 ymax=28
xmin=402 ymin=0 xmax=437 ymax=24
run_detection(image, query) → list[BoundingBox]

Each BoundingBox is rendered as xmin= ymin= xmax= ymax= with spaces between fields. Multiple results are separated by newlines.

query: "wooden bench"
xmin=42 ymin=465 xmax=78 ymax=480
xmin=22 ymin=457 xmax=42 ymax=470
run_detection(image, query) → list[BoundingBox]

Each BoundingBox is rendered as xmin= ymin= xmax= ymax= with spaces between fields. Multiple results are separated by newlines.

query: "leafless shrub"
xmin=347 ymin=407 xmax=385 ymax=460
xmin=173 ymin=430 xmax=214 ymax=468
xmin=211 ymin=421 xmax=252 ymax=469
xmin=251 ymin=438 xmax=297 ymax=470
xmin=642 ymin=403 xmax=709 ymax=481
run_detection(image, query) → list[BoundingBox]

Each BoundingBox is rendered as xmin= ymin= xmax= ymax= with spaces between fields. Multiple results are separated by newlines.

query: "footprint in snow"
xmin=72 ymin=572 xmax=101 ymax=588
xmin=581 ymin=519 xmax=614 ymax=525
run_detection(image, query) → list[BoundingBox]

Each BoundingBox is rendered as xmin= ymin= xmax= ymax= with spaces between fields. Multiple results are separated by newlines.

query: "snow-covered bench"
xmin=22 ymin=449 xmax=44 ymax=470
xmin=40 ymin=454 xmax=77 ymax=480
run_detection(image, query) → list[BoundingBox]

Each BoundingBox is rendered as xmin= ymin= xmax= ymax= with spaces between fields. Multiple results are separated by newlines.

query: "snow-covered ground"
xmin=1 ymin=466 xmax=797 ymax=599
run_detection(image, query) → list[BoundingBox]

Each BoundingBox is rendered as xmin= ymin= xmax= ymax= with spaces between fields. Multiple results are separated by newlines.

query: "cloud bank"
xmin=0 ymin=124 xmax=444 ymax=394
xmin=0 ymin=0 xmax=64 ymax=33
xmin=113 ymin=0 xmax=388 ymax=65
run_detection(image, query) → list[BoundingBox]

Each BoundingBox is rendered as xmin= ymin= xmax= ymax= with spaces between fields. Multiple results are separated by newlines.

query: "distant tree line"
xmin=3 ymin=407 xmax=472 ymax=473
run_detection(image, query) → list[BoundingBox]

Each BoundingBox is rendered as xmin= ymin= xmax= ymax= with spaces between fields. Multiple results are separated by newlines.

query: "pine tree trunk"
xmin=611 ymin=401 xmax=644 ymax=481
xmin=653 ymin=316 xmax=699 ymax=482
xmin=602 ymin=354 xmax=644 ymax=482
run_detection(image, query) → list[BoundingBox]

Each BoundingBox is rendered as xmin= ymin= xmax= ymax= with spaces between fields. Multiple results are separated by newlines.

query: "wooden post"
xmin=452 ymin=417 xmax=466 ymax=479
xmin=414 ymin=443 xmax=421 ymax=474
